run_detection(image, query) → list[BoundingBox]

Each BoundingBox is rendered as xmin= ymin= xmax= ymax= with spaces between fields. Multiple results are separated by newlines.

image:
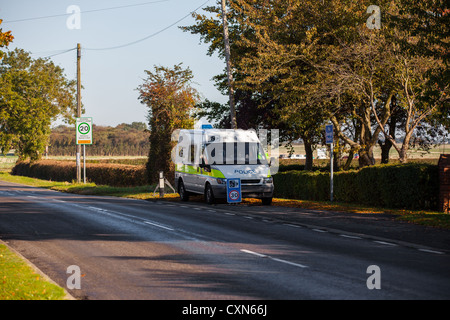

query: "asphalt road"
xmin=1 ymin=180 xmax=449 ymax=300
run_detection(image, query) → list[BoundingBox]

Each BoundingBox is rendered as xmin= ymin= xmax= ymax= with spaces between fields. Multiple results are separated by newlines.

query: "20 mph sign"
xmin=76 ymin=117 xmax=93 ymax=145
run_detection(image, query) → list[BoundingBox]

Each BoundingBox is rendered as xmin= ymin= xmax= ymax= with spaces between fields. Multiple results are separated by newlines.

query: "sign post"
xmin=325 ymin=124 xmax=334 ymax=202
xmin=76 ymin=117 xmax=92 ymax=184
xmin=227 ymin=178 xmax=242 ymax=204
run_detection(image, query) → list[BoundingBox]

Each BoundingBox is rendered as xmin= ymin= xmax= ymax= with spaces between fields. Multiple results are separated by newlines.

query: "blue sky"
xmin=1 ymin=0 xmax=225 ymax=127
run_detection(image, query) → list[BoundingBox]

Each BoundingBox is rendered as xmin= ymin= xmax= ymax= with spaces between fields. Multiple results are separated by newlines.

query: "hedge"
xmin=12 ymin=160 xmax=148 ymax=187
xmin=273 ymin=163 xmax=439 ymax=210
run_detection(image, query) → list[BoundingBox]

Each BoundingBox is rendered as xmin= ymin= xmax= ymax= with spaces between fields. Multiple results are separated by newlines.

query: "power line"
xmin=26 ymin=0 xmax=210 ymax=57
xmin=3 ymin=0 xmax=169 ymax=24
xmin=40 ymin=48 xmax=77 ymax=58
xmin=84 ymin=0 xmax=210 ymax=51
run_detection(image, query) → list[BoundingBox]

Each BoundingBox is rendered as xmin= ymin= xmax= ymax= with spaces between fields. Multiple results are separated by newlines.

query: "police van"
xmin=173 ymin=128 xmax=275 ymax=205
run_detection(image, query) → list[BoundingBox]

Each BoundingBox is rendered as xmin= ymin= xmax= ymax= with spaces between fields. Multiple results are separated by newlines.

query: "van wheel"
xmin=261 ymin=197 xmax=272 ymax=205
xmin=178 ymin=180 xmax=189 ymax=201
xmin=205 ymin=184 xmax=215 ymax=205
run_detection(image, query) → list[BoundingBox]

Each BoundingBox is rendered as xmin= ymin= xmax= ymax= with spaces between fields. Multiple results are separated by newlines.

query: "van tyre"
xmin=261 ymin=197 xmax=272 ymax=205
xmin=205 ymin=184 xmax=215 ymax=205
xmin=178 ymin=180 xmax=189 ymax=201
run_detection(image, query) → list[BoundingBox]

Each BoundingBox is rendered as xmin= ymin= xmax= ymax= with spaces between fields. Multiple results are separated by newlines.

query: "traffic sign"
xmin=227 ymin=178 xmax=241 ymax=203
xmin=76 ymin=117 xmax=93 ymax=145
xmin=325 ymin=124 xmax=333 ymax=144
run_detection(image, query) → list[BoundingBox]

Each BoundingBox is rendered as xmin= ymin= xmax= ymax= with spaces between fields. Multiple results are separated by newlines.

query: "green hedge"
xmin=273 ymin=163 xmax=439 ymax=210
xmin=12 ymin=160 xmax=148 ymax=187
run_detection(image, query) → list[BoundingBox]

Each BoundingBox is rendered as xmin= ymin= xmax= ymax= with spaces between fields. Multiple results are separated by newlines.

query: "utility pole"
xmin=76 ymin=43 xmax=81 ymax=183
xmin=221 ymin=0 xmax=237 ymax=129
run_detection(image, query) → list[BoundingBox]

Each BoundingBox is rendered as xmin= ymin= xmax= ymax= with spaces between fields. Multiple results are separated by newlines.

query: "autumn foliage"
xmin=137 ymin=64 xmax=199 ymax=183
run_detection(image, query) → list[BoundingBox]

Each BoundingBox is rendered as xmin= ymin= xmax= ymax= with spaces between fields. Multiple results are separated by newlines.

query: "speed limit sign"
xmin=76 ymin=117 xmax=93 ymax=145
xmin=227 ymin=178 xmax=241 ymax=203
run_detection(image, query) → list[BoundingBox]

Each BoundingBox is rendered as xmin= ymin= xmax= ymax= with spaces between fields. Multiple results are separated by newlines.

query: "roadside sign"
xmin=76 ymin=117 xmax=93 ymax=145
xmin=227 ymin=178 xmax=241 ymax=203
xmin=325 ymin=124 xmax=333 ymax=144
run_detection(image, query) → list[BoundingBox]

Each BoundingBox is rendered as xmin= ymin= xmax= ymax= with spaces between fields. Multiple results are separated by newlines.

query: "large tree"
xmin=229 ymin=0 xmax=448 ymax=166
xmin=0 ymin=48 xmax=77 ymax=160
xmin=137 ymin=63 xmax=199 ymax=183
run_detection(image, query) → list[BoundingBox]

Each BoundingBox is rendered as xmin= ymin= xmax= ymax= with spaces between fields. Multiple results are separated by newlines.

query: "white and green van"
xmin=173 ymin=128 xmax=275 ymax=205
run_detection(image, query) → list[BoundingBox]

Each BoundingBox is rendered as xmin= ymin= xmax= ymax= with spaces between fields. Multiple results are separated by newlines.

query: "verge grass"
xmin=0 ymin=243 xmax=67 ymax=300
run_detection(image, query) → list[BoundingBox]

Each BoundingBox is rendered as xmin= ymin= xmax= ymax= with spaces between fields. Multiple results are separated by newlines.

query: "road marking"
xmin=26 ymin=195 xmax=38 ymax=199
xmin=241 ymin=249 xmax=266 ymax=258
xmin=224 ymin=212 xmax=235 ymax=216
xmin=373 ymin=240 xmax=397 ymax=246
xmin=339 ymin=234 xmax=362 ymax=239
xmin=418 ymin=248 xmax=444 ymax=255
xmin=312 ymin=228 xmax=327 ymax=233
xmin=243 ymin=216 xmax=253 ymax=219
xmin=240 ymin=249 xmax=308 ymax=269
xmin=283 ymin=224 xmax=301 ymax=228
xmin=143 ymin=220 xmax=174 ymax=231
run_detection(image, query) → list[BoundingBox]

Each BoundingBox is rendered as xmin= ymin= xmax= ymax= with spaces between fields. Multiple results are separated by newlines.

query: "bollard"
xmin=159 ymin=171 xmax=165 ymax=198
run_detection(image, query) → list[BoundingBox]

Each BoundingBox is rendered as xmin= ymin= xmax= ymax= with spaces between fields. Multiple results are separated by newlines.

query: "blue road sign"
xmin=227 ymin=178 xmax=242 ymax=203
xmin=325 ymin=124 xmax=333 ymax=144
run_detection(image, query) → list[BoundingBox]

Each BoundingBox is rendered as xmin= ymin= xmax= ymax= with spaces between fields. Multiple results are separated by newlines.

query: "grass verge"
xmin=0 ymin=243 xmax=67 ymax=300
xmin=0 ymin=171 xmax=448 ymax=229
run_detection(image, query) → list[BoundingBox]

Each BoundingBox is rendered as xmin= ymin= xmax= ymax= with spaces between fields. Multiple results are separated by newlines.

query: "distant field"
xmin=277 ymin=143 xmax=447 ymax=165
xmin=1 ymin=143 xmax=447 ymax=170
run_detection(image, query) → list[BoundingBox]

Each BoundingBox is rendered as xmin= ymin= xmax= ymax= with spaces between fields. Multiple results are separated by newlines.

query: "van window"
xmin=205 ymin=142 xmax=267 ymax=165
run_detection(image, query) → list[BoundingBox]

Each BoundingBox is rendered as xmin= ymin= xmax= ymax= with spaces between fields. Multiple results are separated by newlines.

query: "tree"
xmin=230 ymin=0 xmax=448 ymax=166
xmin=318 ymin=3 xmax=448 ymax=164
xmin=0 ymin=19 xmax=14 ymax=60
xmin=0 ymin=49 xmax=77 ymax=160
xmin=137 ymin=63 xmax=199 ymax=183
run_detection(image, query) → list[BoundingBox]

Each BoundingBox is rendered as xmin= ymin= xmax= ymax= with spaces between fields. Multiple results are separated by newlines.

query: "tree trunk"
xmin=380 ymin=140 xmax=391 ymax=164
xmin=302 ymin=135 xmax=313 ymax=171
xmin=358 ymin=146 xmax=375 ymax=167
xmin=342 ymin=148 xmax=355 ymax=171
xmin=379 ymin=110 xmax=398 ymax=164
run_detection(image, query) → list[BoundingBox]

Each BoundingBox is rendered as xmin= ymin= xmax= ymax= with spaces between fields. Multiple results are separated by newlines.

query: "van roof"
xmin=179 ymin=129 xmax=260 ymax=143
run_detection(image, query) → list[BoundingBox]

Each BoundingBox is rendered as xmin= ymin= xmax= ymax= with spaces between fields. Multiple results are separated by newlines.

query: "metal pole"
xmin=330 ymin=142 xmax=334 ymax=202
xmin=221 ymin=0 xmax=237 ymax=129
xmin=83 ymin=144 xmax=86 ymax=184
xmin=76 ymin=43 xmax=81 ymax=183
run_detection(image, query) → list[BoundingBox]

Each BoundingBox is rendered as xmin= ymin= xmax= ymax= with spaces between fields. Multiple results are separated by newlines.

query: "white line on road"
xmin=418 ymin=248 xmax=444 ymax=255
xmin=240 ymin=249 xmax=308 ymax=269
xmin=143 ymin=220 xmax=175 ymax=231
xmin=373 ymin=240 xmax=397 ymax=246
xmin=339 ymin=234 xmax=362 ymax=239
xmin=283 ymin=224 xmax=302 ymax=228
xmin=312 ymin=228 xmax=327 ymax=233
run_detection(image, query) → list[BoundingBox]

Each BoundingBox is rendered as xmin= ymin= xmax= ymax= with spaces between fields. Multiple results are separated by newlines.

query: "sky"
xmin=0 ymin=0 xmax=226 ymax=127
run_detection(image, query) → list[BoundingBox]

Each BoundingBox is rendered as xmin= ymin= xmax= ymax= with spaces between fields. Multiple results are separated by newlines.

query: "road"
xmin=1 ymin=180 xmax=449 ymax=300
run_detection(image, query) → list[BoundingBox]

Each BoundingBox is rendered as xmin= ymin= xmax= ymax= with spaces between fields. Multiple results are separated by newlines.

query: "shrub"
xmin=12 ymin=160 xmax=148 ymax=187
xmin=273 ymin=163 xmax=438 ymax=210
